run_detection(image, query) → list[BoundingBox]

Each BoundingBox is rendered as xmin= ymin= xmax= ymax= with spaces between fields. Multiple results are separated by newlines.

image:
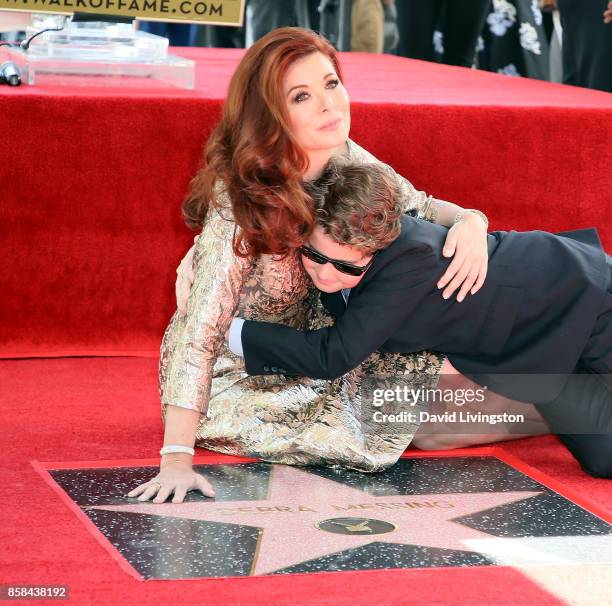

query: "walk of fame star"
xmin=44 ymin=456 xmax=612 ymax=580
xmin=94 ymin=463 xmax=542 ymax=576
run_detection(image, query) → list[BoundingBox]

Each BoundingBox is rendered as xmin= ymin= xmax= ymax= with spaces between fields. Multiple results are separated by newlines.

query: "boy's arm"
xmin=239 ymin=253 xmax=438 ymax=380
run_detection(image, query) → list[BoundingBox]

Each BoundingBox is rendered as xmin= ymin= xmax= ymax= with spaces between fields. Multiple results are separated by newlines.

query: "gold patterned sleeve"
xmin=161 ymin=193 xmax=254 ymax=418
xmin=346 ymin=138 xmax=446 ymax=222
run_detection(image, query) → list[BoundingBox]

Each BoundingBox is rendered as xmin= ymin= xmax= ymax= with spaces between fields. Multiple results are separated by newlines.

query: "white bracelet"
xmin=453 ymin=208 xmax=489 ymax=229
xmin=160 ymin=445 xmax=195 ymax=457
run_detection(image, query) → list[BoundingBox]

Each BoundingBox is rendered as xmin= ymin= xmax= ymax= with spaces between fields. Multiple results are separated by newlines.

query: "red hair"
xmin=182 ymin=27 xmax=344 ymax=257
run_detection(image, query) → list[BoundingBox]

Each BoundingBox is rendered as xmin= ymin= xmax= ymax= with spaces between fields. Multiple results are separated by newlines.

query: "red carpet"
xmin=0 ymin=49 xmax=610 ymax=358
xmin=2 ymin=357 xmax=610 ymax=605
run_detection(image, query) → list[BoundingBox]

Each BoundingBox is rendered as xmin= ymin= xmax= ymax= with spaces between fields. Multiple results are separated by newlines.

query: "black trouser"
xmin=396 ymin=0 xmax=490 ymax=67
xmin=557 ymin=0 xmax=612 ymax=93
xmin=196 ymin=24 xmax=246 ymax=48
xmin=245 ymin=0 xmax=311 ymax=46
xmin=535 ymin=255 xmax=612 ymax=478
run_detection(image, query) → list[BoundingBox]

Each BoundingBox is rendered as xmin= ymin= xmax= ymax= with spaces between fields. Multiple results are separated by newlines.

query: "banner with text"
xmin=0 ymin=0 xmax=245 ymax=25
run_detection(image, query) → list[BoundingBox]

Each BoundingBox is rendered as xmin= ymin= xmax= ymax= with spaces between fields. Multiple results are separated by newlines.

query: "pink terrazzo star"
xmin=95 ymin=464 xmax=541 ymax=575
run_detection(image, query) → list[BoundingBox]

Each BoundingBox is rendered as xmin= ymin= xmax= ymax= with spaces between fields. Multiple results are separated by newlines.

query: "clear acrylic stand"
xmin=9 ymin=14 xmax=195 ymax=89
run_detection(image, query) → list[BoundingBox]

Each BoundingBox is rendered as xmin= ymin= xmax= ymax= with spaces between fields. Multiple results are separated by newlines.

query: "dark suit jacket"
xmin=241 ymin=216 xmax=608 ymax=403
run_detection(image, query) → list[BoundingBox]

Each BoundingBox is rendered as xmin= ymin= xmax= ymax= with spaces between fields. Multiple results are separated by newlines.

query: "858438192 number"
xmin=0 ymin=585 xmax=69 ymax=600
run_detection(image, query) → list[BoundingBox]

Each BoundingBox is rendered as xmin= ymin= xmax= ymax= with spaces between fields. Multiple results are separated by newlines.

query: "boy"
xmin=228 ymin=159 xmax=612 ymax=478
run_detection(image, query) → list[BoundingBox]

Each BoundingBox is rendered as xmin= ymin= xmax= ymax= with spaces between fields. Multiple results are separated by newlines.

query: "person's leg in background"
xmin=246 ymin=0 xmax=311 ymax=47
xmin=383 ymin=1 xmax=400 ymax=54
xmin=395 ymin=0 xmax=443 ymax=61
xmin=549 ymin=7 xmax=564 ymax=83
xmin=196 ymin=24 xmax=246 ymax=48
xmin=442 ymin=0 xmax=491 ymax=67
xmin=308 ymin=0 xmax=322 ymax=33
xmin=556 ymin=0 xmax=612 ymax=92
xmin=351 ymin=0 xmax=384 ymax=52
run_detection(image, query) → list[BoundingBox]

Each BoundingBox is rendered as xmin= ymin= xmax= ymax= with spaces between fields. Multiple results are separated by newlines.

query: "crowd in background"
xmin=138 ymin=0 xmax=612 ymax=92
xmin=1 ymin=0 xmax=611 ymax=92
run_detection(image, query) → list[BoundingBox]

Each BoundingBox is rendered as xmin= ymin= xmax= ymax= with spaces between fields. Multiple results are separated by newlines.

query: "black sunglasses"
xmin=299 ymin=245 xmax=377 ymax=276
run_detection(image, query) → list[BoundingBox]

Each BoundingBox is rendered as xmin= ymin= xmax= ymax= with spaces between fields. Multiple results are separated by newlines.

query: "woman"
xmin=128 ymin=27 xmax=490 ymax=505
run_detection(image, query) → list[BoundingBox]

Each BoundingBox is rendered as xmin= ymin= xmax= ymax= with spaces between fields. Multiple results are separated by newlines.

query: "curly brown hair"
xmin=304 ymin=159 xmax=403 ymax=255
xmin=182 ymin=27 xmax=344 ymax=258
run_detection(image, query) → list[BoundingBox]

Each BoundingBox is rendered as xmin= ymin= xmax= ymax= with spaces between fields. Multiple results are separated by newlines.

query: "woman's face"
xmin=283 ymin=52 xmax=351 ymax=155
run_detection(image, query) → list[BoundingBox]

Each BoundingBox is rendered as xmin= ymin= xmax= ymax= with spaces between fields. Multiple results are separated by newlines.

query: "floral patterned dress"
xmin=158 ymin=139 xmax=444 ymax=473
xmin=432 ymin=0 xmax=551 ymax=80
xmin=476 ymin=0 xmax=551 ymax=80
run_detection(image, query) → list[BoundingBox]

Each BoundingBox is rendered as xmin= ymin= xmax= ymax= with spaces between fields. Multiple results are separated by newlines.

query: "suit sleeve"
xmin=241 ymin=251 xmax=438 ymax=380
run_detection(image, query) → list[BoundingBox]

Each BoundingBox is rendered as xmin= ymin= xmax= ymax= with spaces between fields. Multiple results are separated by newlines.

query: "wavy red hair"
xmin=182 ymin=27 xmax=344 ymax=257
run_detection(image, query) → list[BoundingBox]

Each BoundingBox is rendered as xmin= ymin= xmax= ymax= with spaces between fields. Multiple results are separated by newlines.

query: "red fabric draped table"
xmin=0 ymin=48 xmax=610 ymax=358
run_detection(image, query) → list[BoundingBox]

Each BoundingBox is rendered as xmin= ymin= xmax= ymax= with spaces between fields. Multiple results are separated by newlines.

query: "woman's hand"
xmin=126 ymin=460 xmax=215 ymax=504
xmin=176 ymin=235 xmax=200 ymax=316
xmin=604 ymin=2 xmax=612 ymax=24
xmin=437 ymin=212 xmax=488 ymax=302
